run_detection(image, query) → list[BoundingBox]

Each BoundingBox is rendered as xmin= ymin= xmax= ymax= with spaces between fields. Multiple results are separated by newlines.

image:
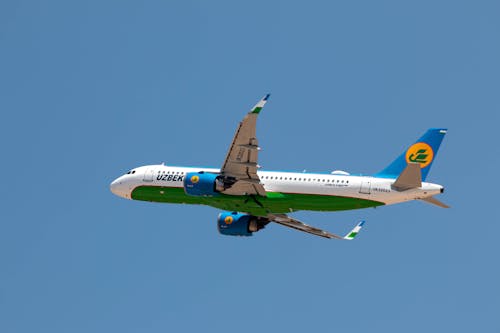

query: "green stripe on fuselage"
xmin=131 ymin=186 xmax=384 ymax=216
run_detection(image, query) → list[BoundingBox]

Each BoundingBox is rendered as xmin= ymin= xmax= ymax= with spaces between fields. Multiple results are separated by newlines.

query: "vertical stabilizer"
xmin=377 ymin=129 xmax=447 ymax=181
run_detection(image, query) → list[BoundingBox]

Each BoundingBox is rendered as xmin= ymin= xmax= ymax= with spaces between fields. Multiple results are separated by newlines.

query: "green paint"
xmin=131 ymin=186 xmax=384 ymax=216
xmin=409 ymin=149 xmax=429 ymax=163
xmin=347 ymin=232 xmax=358 ymax=239
xmin=265 ymin=192 xmax=285 ymax=199
xmin=252 ymin=107 xmax=263 ymax=114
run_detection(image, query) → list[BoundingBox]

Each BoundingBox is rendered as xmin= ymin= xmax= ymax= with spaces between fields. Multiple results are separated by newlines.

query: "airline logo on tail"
xmin=406 ymin=142 xmax=434 ymax=168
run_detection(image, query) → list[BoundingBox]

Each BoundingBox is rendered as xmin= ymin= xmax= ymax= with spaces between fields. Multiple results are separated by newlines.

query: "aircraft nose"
xmin=110 ymin=178 xmax=119 ymax=195
xmin=110 ymin=176 xmax=130 ymax=198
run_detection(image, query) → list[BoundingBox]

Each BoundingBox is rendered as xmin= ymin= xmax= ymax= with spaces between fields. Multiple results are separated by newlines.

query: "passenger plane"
xmin=110 ymin=95 xmax=448 ymax=239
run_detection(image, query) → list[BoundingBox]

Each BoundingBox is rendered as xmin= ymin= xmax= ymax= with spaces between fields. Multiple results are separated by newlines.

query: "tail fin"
xmin=376 ymin=128 xmax=447 ymax=181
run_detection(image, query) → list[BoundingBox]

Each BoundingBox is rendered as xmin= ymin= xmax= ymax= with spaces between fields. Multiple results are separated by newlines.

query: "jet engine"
xmin=217 ymin=212 xmax=268 ymax=237
xmin=184 ymin=171 xmax=224 ymax=197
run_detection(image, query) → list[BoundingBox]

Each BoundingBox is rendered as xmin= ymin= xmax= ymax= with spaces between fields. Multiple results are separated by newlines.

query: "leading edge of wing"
xmin=268 ymin=214 xmax=365 ymax=240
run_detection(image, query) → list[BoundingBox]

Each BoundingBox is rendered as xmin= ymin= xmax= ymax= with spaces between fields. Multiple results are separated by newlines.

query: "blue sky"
xmin=1 ymin=1 xmax=499 ymax=332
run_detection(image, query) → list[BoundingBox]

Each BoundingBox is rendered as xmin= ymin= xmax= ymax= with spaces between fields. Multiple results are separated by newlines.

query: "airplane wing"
xmin=268 ymin=214 xmax=365 ymax=240
xmin=219 ymin=95 xmax=270 ymax=196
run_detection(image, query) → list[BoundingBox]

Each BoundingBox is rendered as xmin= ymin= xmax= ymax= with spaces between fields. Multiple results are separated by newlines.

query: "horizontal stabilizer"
xmin=420 ymin=196 xmax=450 ymax=208
xmin=269 ymin=214 xmax=365 ymax=240
xmin=392 ymin=162 xmax=422 ymax=191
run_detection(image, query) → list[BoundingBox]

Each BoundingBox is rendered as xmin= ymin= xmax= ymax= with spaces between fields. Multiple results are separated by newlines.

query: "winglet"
xmin=251 ymin=94 xmax=271 ymax=114
xmin=343 ymin=220 xmax=365 ymax=240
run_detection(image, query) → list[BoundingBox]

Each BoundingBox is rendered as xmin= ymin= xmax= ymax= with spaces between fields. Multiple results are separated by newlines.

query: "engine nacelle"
xmin=184 ymin=172 xmax=222 ymax=197
xmin=217 ymin=212 xmax=267 ymax=237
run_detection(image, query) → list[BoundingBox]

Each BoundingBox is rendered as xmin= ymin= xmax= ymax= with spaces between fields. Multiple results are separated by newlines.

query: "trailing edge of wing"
xmin=269 ymin=214 xmax=365 ymax=240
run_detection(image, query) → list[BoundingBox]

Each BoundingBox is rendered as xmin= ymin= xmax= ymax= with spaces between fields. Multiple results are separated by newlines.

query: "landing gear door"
xmin=143 ymin=168 xmax=154 ymax=182
xmin=359 ymin=179 xmax=371 ymax=194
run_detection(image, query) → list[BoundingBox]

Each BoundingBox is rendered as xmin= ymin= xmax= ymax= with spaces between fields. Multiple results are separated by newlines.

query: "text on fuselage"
xmin=156 ymin=173 xmax=184 ymax=182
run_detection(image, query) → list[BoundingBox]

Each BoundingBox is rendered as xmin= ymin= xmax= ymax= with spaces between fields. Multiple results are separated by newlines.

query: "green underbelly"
xmin=131 ymin=186 xmax=384 ymax=216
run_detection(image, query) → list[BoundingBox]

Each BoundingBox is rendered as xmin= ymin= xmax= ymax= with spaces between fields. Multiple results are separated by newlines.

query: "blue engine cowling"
xmin=184 ymin=172 xmax=221 ymax=197
xmin=217 ymin=212 xmax=267 ymax=237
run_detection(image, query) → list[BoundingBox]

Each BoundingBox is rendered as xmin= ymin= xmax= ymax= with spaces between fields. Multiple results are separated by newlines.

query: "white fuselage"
xmin=110 ymin=164 xmax=444 ymax=206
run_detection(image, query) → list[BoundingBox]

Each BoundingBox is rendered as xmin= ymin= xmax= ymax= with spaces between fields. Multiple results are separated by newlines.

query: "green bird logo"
xmin=406 ymin=143 xmax=434 ymax=168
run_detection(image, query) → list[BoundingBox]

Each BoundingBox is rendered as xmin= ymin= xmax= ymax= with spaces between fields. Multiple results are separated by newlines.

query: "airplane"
xmin=110 ymin=94 xmax=448 ymax=239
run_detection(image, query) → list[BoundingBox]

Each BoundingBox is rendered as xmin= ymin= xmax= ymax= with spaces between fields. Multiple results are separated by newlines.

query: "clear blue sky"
xmin=1 ymin=1 xmax=499 ymax=332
